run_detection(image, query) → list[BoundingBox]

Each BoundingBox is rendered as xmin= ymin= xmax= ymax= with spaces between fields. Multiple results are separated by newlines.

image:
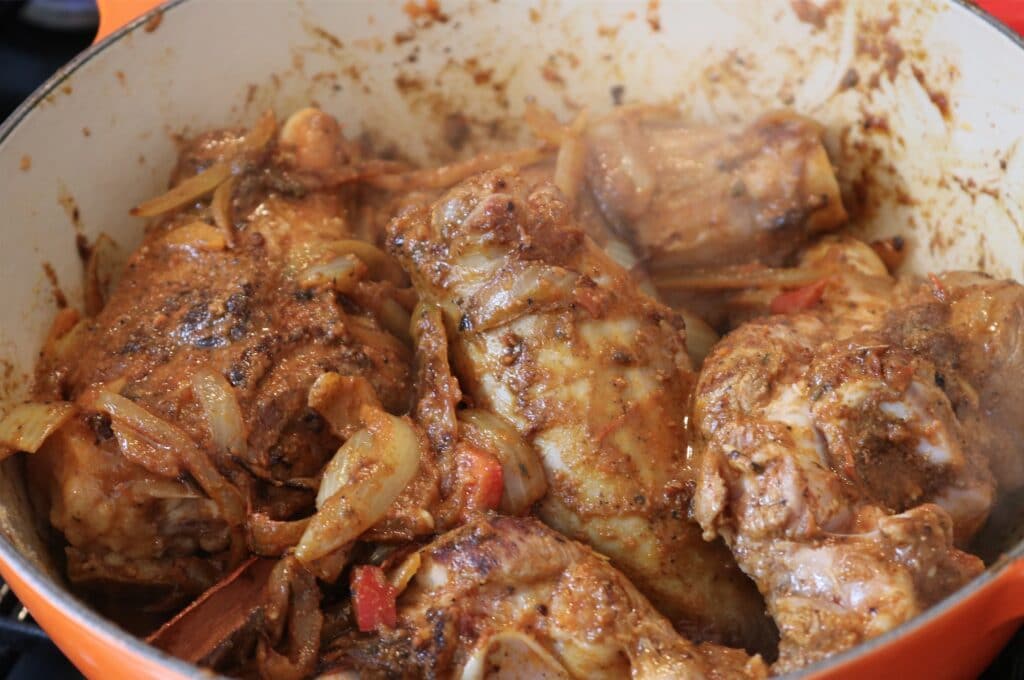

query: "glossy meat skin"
xmin=586 ymin=109 xmax=847 ymax=271
xmin=388 ymin=168 xmax=772 ymax=650
xmin=322 ymin=516 xmax=767 ymax=679
xmin=691 ymin=239 xmax=996 ymax=671
xmin=29 ymin=118 xmax=412 ymax=605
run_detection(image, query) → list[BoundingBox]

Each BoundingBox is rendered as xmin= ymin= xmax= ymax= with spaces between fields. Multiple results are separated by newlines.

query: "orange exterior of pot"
xmin=94 ymin=0 xmax=163 ymax=43
xmin=0 ymin=559 xmax=190 ymax=680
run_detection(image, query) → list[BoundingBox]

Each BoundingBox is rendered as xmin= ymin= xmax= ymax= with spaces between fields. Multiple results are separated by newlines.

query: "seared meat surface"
xmin=29 ymin=113 xmax=412 ymax=607
xmin=692 ymin=239 xmax=1006 ymax=671
xmin=388 ymin=168 xmax=773 ymax=650
xmin=322 ymin=515 xmax=767 ymax=679
xmin=905 ymin=272 xmax=1024 ymax=493
xmin=586 ymin=109 xmax=847 ymax=271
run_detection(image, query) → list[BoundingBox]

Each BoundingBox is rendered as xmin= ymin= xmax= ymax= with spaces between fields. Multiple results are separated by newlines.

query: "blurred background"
xmin=1 ymin=0 xmax=95 ymax=121
xmin=0 ymin=0 xmax=1022 ymax=678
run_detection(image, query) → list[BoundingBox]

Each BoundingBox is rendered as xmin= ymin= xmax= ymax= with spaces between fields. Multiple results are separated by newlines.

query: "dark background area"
xmin=0 ymin=0 xmax=1023 ymax=678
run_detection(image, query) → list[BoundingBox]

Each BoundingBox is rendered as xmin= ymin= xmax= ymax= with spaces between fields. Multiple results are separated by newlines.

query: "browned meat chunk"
xmin=586 ymin=108 xmax=847 ymax=272
xmin=691 ymin=239 xmax=998 ymax=672
xmin=28 ymin=113 xmax=413 ymax=609
xmin=322 ymin=516 xmax=767 ymax=679
xmin=388 ymin=167 xmax=774 ymax=651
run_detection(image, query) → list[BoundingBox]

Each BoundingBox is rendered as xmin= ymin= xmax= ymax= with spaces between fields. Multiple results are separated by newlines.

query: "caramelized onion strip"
xmin=652 ymin=264 xmax=831 ymax=291
xmin=130 ymin=162 xmax=233 ymax=218
xmin=457 ymin=409 xmax=546 ymax=515
xmin=367 ymin=147 xmax=551 ymax=193
xmin=295 ymin=408 xmax=419 ymax=564
xmin=80 ymin=389 xmax=245 ymax=526
xmin=0 ymin=402 xmax=76 ymax=460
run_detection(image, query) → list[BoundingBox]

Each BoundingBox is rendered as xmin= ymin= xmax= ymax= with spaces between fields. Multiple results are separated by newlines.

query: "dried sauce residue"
xmin=911 ymin=65 xmax=950 ymax=119
xmin=75 ymin=233 xmax=92 ymax=263
xmin=309 ymin=26 xmax=344 ymax=49
xmin=403 ymin=0 xmax=448 ymax=25
xmin=646 ymin=0 xmax=661 ymax=32
xmin=57 ymin=186 xmax=82 ymax=231
xmin=41 ymin=263 xmax=67 ymax=309
xmin=541 ymin=62 xmax=565 ymax=87
xmin=395 ymin=73 xmax=424 ymax=93
xmin=443 ymin=113 xmax=471 ymax=151
xmin=463 ymin=58 xmax=493 ymax=85
xmin=0 ymin=359 xmax=18 ymax=403
xmin=19 ymin=155 xmax=30 ymax=172
xmin=610 ymin=84 xmax=626 ymax=106
xmin=790 ymin=0 xmax=839 ymax=30
xmin=855 ymin=8 xmax=906 ymax=88
xmin=114 ymin=70 xmax=126 ymax=87
xmin=144 ymin=9 xmax=163 ymax=33
xmin=840 ymin=68 xmax=860 ymax=90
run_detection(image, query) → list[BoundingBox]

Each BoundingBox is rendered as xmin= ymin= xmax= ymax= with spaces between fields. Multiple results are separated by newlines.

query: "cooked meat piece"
xmin=586 ymin=108 xmax=847 ymax=271
xmin=691 ymin=239 xmax=995 ymax=671
xmin=321 ymin=516 xmax=767 ymax=679
xmin=388 ymin=168 xmax=774 ymax=651
xmin=921 ymin=272 xmax=1024 ymax=492
xmin=28 ymin=113 xmax=413 ymax=608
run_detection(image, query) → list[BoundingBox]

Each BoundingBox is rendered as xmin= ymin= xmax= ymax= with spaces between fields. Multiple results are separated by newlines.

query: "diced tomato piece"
xmin=350 ymin=565 xmax=397 ymax=632
xmin=456 ymin=443 xmax=504 ymax=514
xmin=770 ymin=279 xmax=828 ymax=315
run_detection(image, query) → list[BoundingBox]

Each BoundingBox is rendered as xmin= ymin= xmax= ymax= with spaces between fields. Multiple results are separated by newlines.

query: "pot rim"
xmin=0 ymin=0 xmax=1021 ymax=677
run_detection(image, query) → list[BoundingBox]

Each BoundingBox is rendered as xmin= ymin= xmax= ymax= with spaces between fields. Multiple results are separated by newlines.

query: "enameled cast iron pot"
xmin=1 ymin=1 xmax=1024 ymax=677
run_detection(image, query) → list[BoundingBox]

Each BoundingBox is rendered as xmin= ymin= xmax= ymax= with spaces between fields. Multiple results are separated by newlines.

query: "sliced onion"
xmin=307 ymin=372 xmax=382 ymax=441
xmin=257 ymin=556 xmax=322 ymax=680
xmin=368 ymin=147 xmax=552 ymax=192
xmin=553 ymin=110 xmax=589 ymax=209
xmin=306 ymin=546 xmax=352 ymax=584
xmin=192 ymin=368 xmax=247 ymax=458
xmin=327 ymin=240 xmax=406 ymax=286
xmin=387 ymin=551 xmax=421 ymax=595
xmin=461 ymin=631 xmax=570 ymax=680
xmin=238 ymin=109 xmax=277 ymax=157
xmin=604 ymin=237 xmax=641 ymax=272
xmin=299 ymin=254 xmax=367 ymax=293
xmin=211 ymin=175 xmax=237 ymax=247
xmin=132 ymin=111 xmax=273 ymax=220
xmin=379 ymin=297 xmax=413 ymax=346
xmin=523 ymin=101 xmax=567 ymax=145
xmin=678 ymin=308 xmax=720 ymax=367
xmin=83 ymin=233 xmax=124 ymax=316
xmin=131 ymin=162 xmax=233 ymax=218
xmin=295 ymin=408 xmax=420 ymax=564
xmin=457 ymin=409 xmax=547 ymax=515
xmin=651 ymin=263 xmax=830 ymax=291
xmin=79 ymin=389 xmax=245 ymax=526
xmin=345 ymin=314 xmax=413 ymax=363
xmin=124 ymin=477 xmax=200 ymax=499
xmin=0 ymin=402 xmax=76 ymax=457
xmin=112 ymin=421 xmax=183 ymax=478
xmin=469 ymin=264 xmax=578 ymax=332
xmin=39 ymin=308 xmax=88 ymax=367
xmin=247 ymin=513 xmax=309 ymax=556
xmin=315 ymin=430 xmax=370 ymax=508
xmin=163 ymin=221 xmax=229 ymax=252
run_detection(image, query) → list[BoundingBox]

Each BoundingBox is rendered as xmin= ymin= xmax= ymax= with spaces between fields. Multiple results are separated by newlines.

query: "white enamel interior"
xmin=0 ymin=0 xmax=1022 ymax=674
